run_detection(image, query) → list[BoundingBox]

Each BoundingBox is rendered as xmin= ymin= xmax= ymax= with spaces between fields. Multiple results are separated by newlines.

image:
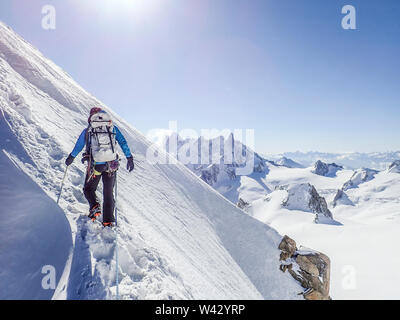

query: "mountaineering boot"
xmin=102 ymin=222 xmax=114 ymax=228
xmin=88 ymin=204 xmax=102 ymax=221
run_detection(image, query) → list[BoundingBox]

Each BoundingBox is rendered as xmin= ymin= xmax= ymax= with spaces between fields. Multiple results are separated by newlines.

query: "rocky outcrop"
xmin=166 ymin=133 xmax=269 ymax=187
xmin=332 ymin=168 xmax=378 ymax=207
xmin=280 ymin=183 xmax=333 ymax=223
xmin=278 ymin=235 xmax=297 ymax=261
xmin=279 ymin=235 xmax=331 ymax=300
xmin=309 ymin=185 xmax=333 ymax=220
xmin=237 ymin=198 xmax=250 ymax=210
xmin=200 ymin=164 xmax=221 ymax=186
xmin=332 ymin=189 xmax=354 ymax=207
xmin=388 ymin=160 xmax=400 ymax=173
xmin=312 ymin=160 xmax=343 ymax=177
xmin=342 ymin=168 xmax=378 ymax=191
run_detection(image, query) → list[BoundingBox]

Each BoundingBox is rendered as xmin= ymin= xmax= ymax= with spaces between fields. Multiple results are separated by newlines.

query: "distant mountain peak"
xmin=276 ymin=157 xmax=304 ymax=168
xmin=388 ymin=160 xmax=400 ymax=173
xmin=279 ymin=183 xmax=333 ymax=222
xmin=342 ymin=168 xmax=379 ymax=191
xmin=312 ymin=160 xmax=343 ymax=177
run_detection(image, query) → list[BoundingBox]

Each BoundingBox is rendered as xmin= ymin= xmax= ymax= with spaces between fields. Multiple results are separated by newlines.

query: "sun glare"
xmin=98 ymin=0 xmax=158 ymax=16
xmin=119 ymin=0 xmax=148 ymax=12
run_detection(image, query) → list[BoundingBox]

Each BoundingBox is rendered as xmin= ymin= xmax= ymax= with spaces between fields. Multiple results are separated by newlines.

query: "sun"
xmin=117 ymin=0 xmax=149 ymax=12
xmin=95 ymin=0 xmax=158 ymax=16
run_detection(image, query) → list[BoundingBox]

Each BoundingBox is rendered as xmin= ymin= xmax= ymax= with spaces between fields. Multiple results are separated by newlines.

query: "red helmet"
xmin=88 ymin=107 xmax=102 ymax=123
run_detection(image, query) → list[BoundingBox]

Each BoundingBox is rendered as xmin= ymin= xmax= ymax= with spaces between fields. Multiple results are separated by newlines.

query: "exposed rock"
xmin=281 ymin=183 xmax=333 ymax=222
xmin=296 ymin=254 xmax=320 ymax=277
xmin=332 ymin=168 xmax=378 ymax=207
xmin=278 ymin=236 xmax=331 ymax=300
xmin=342 ymin=168 xmax=378 ymax=191
xmin=309 ymin=185 xmax=333 ymax=220
xmin=388 ymin=160 xmax=400 ymax=173
xmin=167 ymin=133 xmax=269 ymax=187
xmin=332 ymin=189 xmax=354 ymax=208
xmin=200 ymin=164 xmax=220 ymax=185
xmin=279 ymin=235 xmax=297 ymax=261
xmin=312 ymin=160 xmax=343 ymax=177
xmin=253 ymin=161 xmax=267 ymax=173
xmin=278 ymin=235 xmax=297 ymax=258
xmin=237 ymin=198 xmax=250 ymax=210
xmin=303 ymin=289 xmax=327 ymax=300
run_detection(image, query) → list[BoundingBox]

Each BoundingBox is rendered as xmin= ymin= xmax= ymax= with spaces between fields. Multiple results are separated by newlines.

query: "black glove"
xmin=65 ymin=154 xmax=75 ymax=166
xmin=81 ymin=153 xmax=90 ymax=164
xmin=127 ymin=156 xmax=134 ymax=172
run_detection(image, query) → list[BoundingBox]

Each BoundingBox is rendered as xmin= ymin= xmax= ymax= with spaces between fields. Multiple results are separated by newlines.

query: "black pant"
xmin=83 ymin=164 xmax=116 ymax=223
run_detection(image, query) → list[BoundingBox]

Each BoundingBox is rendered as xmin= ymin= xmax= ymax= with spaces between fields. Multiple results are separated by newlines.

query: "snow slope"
xmin=0 ymin=22 xmax=301 ymax=300
xmin=0 ymin=150 xmax=72 ymax=300
xmin=275 ymin=157 xmax=304 ymax=168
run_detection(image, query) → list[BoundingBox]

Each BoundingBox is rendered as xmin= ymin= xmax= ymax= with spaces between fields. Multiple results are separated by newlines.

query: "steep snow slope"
xmin=0 ymin=150 xmax=72 ymax=300
xmin=0 ymin=22 xmax=301 ymax=299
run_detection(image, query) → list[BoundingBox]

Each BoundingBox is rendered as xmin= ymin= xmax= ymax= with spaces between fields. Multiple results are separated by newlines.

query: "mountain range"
xmin=160 ymin=132 xmax=400 ymax=299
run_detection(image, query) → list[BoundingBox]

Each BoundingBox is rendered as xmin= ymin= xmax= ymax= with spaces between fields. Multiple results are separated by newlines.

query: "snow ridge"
xmin=0 ymin=22 xmax=300 ymax=300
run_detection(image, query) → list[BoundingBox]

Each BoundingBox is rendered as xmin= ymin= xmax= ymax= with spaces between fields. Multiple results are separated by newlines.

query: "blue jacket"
xmin=71 ymin=126 xmax=132 ymax=163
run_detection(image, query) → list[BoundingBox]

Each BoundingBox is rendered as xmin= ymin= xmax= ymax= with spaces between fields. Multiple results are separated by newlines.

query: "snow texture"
xmin=0 ymin=150 xmax=72 ymax=299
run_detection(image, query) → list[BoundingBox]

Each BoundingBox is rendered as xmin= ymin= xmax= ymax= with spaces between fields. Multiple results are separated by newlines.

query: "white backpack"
xmin=88 ymin=111 xmax=117 ymax=163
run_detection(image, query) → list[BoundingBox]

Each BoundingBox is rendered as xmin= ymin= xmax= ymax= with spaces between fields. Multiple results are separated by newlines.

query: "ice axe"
xmin=57 ymin=166 xmax=69 ymax=204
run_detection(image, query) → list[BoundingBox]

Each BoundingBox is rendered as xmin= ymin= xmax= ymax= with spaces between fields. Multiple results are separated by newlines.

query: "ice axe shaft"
xmin=57 ymin=166 xmax=69 ymax=204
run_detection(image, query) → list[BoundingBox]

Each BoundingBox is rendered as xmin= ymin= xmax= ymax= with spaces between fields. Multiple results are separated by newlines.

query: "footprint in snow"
xmin=85 ymin=221 xmax=117 ymax=260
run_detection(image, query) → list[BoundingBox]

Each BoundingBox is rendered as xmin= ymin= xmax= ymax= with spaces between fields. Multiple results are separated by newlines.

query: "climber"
xmin=65 ymin=107 xmax=134 ymax=227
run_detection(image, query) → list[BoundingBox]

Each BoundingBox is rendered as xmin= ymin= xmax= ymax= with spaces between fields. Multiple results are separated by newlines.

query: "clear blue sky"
xmin=1 ymin=0 xmax=399 ymax=153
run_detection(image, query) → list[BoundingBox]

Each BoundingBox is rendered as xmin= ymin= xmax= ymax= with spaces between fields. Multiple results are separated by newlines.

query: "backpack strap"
xmin=106 ymin=126 xmax=115 ymax=154
xmin=84 ymin=126 xmax=94 ymax=183
xmin=85 ymin=125 xmax=92 ymax=155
